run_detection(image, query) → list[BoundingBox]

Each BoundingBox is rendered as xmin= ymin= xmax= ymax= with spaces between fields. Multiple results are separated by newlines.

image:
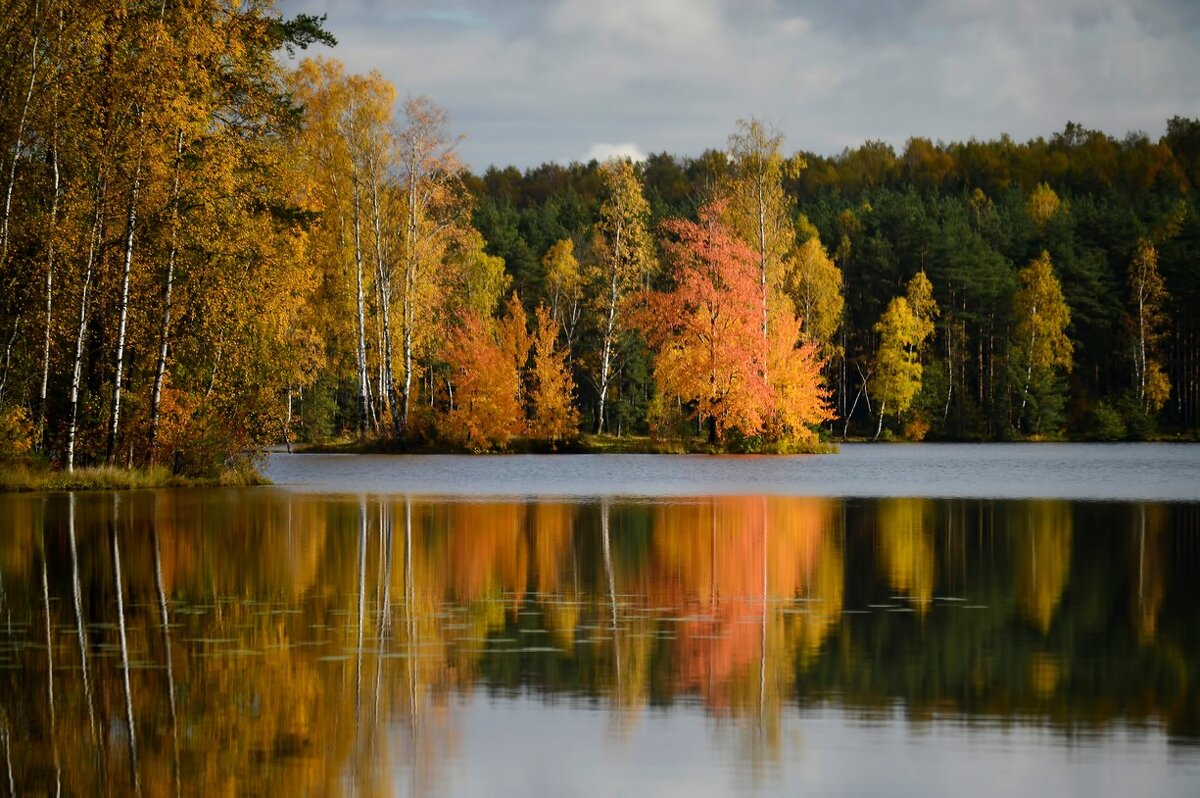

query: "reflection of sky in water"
xmin=451 ymin=699 xmax=1194 ymax=798
xmin=0 ymin=474 xmax=1197 ymax=795
xmin=266 ymin=443 xmax=1200 ymax=501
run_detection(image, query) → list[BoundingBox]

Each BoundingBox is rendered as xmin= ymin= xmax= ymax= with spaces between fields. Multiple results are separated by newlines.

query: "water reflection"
xmin=0 ymin=491 xmax=1197 ymax=795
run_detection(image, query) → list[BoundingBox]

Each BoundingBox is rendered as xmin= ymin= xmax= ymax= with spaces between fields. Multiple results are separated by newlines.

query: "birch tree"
xmin=724 ymin=118 xmax=803 ymax=339
xmin=396 ymin=96 xmax=465 ymax=434
xmin=591 ymin=159 xmax=654 ymax=434
xmin=1013 ymin=251 xmax=1073 ymax=431
xmin=1127 ymin=239 xmax=1170 ymax=412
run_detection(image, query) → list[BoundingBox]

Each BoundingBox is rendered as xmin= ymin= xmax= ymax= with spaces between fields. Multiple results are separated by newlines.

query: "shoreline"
xmin=0 ymin=463 xmax=271 ymax=493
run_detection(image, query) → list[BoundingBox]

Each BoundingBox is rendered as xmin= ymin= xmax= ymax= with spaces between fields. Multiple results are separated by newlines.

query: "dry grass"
xmin=0 ymin=462 xmax=270 ymax=492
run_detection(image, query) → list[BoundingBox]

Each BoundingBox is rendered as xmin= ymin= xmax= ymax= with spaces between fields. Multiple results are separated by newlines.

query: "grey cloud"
xmin=277 ymin=0 xmax=1200 ymax=169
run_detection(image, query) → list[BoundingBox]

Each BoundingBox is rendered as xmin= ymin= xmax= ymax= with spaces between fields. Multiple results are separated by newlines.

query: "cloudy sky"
xmin=276 ymin=0 xmax=1200 ymax=171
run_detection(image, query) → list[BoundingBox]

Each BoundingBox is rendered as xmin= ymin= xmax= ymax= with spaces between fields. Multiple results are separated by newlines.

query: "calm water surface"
xmin=1 ymin=444 xmax=1198 ymax=796
xmin=266 ymin=442 xmax=1200 ymax=500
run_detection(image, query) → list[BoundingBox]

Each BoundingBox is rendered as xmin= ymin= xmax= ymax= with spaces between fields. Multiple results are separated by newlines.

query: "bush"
xmin=1119 ymin=398 xmax=1156 ymax=440
xmin=1084 ymin=401 xmax=1126 ymax=441
xmin=0 ymin=406 xmax=33 ymax=464
xmin=646 ymin=395 xmax=692 ymax=445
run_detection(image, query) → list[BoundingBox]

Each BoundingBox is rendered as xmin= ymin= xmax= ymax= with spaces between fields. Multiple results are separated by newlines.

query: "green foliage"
xmin=1084 ymin=401 xmax=1127 ymax=441
xmin=1118 ymin=396 xmax=1157 ymax=440
xmin=299 ymin=378 xmax=340 ymax=442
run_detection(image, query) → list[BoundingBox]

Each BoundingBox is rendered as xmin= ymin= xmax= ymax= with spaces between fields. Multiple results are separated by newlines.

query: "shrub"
xmin=0 ymin=406 xmax=33 ymax=464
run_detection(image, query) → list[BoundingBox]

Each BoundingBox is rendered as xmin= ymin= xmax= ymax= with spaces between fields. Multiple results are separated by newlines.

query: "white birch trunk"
xmin=596 ymin=272 xmax=619 ymax=435
xmin=149 ymin=131 xmax=184 ymax=462
xmin=369 ymin=173 xmax=400 ymax=439
xmin=66 ymin=185 xmax=105 ymax=472
xmin=1019 ymin=301 xmax=1038 ymax=422
xmin=108 ymin=155 xmax=142 ymax=463
xmin=38 ymin=132 xmax=59 ymax=445
xmin=402 ymin=151 xmax=419 ymax=433
xmin=352 ymin=171 xmax=370 ymax=437
xmin=0 ymin=24 xmax=39 ymax=268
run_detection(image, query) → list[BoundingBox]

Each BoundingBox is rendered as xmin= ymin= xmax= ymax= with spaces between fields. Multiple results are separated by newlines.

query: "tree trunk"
xmin=843 ymin=363 xmax=870 ymax=440
xmin=149 ymin=131 xmax=184 ymax=462
xmin=1135 ymin=280 xmax=1147 ymax=410
xmin=943 ymin=316 xmax=954 ymax=425
xmin=874 ymin=399 xmax=886 ymax=441
xmin=758 ymin=181 xmax=768 ymax=339
xmin=0 ymin=24 xmax=39 ymax=269
xmin=596 ymin=272 xmax=619 ymax=435
xmin=108 ymin=155 xmax=143 ymax=464
xmin=66 ymin=184 xmax=105 ymax=472
xmin=37 ymin=132 xmax=59 ymax=448
xmin=401 ymin=155 xmax=419 ymax=434
xmin=0 ymin=315 xmax=19 ymax=404
xmin=1017 ymin=303 xmax=1038 ymax=430
xmin=369 ymin=174 xmax=400 ymax=440
xmin=352 ymin=172 xmax=369 ymax=438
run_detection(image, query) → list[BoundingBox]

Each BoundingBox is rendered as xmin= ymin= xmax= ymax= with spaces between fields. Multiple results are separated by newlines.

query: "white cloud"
xmin=583 ymin=142 xmax=648 ymax=163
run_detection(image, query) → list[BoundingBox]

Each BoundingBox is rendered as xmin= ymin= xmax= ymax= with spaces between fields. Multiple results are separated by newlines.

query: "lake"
xmin=1 ymin=444 xmax=1198 ymax=796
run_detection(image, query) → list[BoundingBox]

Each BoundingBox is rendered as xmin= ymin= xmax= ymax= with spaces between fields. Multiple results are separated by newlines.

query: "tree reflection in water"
xmin=0 ymin=490 xmax=1196 ymax=795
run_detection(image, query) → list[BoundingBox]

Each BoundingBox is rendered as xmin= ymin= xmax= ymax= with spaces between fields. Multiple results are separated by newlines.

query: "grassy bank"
xmin=0 ymin=462 xmax=270 ymax=493
xmin=297 ymin=434 xmax=838 ymax=456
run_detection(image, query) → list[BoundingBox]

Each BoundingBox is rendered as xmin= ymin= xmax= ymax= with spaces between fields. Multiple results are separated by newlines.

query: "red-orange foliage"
xmin=642 ymin=202 xmax=830 ymax=442
xmin=441 ymin=311 xmax=523 ymax=449
xmin=640 ymin=203 xmax=770 ymax=441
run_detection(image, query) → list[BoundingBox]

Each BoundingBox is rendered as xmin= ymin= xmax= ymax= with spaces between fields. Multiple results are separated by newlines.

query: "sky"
xmin=275 ymin=0 xmax=1200 ymax=171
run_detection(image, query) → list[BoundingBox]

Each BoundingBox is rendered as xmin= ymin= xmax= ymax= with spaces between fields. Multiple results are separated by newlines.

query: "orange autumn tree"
xmin=496 ymin=293 xmax=533 ymax=403
xmin=528 ymin=304 xmax=580 ymax=443
xmin=765 ymin=313 xmax=833 ymax=444
xmin=641 ymin=202 xmax=831 ymax=445
xmin=641 ymin=204 xmax=772 ymax=442
xmin=441 ymin=311 xmax=523 ymax=450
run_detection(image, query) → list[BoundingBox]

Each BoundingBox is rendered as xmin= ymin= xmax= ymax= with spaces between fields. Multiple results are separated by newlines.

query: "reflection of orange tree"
xmin=643 ymin=497 xmax=841 ymax=756
xmin=532 ymin=503 xmax=581 ymax=649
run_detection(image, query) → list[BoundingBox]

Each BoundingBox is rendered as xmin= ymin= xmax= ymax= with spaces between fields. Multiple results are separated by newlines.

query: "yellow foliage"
xmin=786 ymin=235 xmax=844 ymax=353
xmin=1014 ymin=251 xmax=1074 ymax=373
xmin=0 ymin=406 xmax=33 ymax=463
xmin=1027 ymin=182 xmax=1063 ymax=228
xmin=1013 ymin=501 xmax=1073 ymax=634
xmin=528 ymin=305 xmax=580 ymax=443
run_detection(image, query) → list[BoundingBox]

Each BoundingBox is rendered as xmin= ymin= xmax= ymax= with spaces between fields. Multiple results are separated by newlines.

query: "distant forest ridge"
xmin=1 ymin=2 xmax=1197 ymax=476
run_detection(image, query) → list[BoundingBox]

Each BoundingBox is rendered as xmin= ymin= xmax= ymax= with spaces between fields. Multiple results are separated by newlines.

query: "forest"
xmin=1 ymin=1 xmax=1199 ymax=476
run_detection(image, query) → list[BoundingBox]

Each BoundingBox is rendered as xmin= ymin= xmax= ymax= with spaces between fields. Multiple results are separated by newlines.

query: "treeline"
xmin=2 ymin=7 xmax=1198 ymax=473
xmin=469 ymin=119 xmax=1200 ymax=441
xmin=199 ymin=57 xmax=832 ymax=454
